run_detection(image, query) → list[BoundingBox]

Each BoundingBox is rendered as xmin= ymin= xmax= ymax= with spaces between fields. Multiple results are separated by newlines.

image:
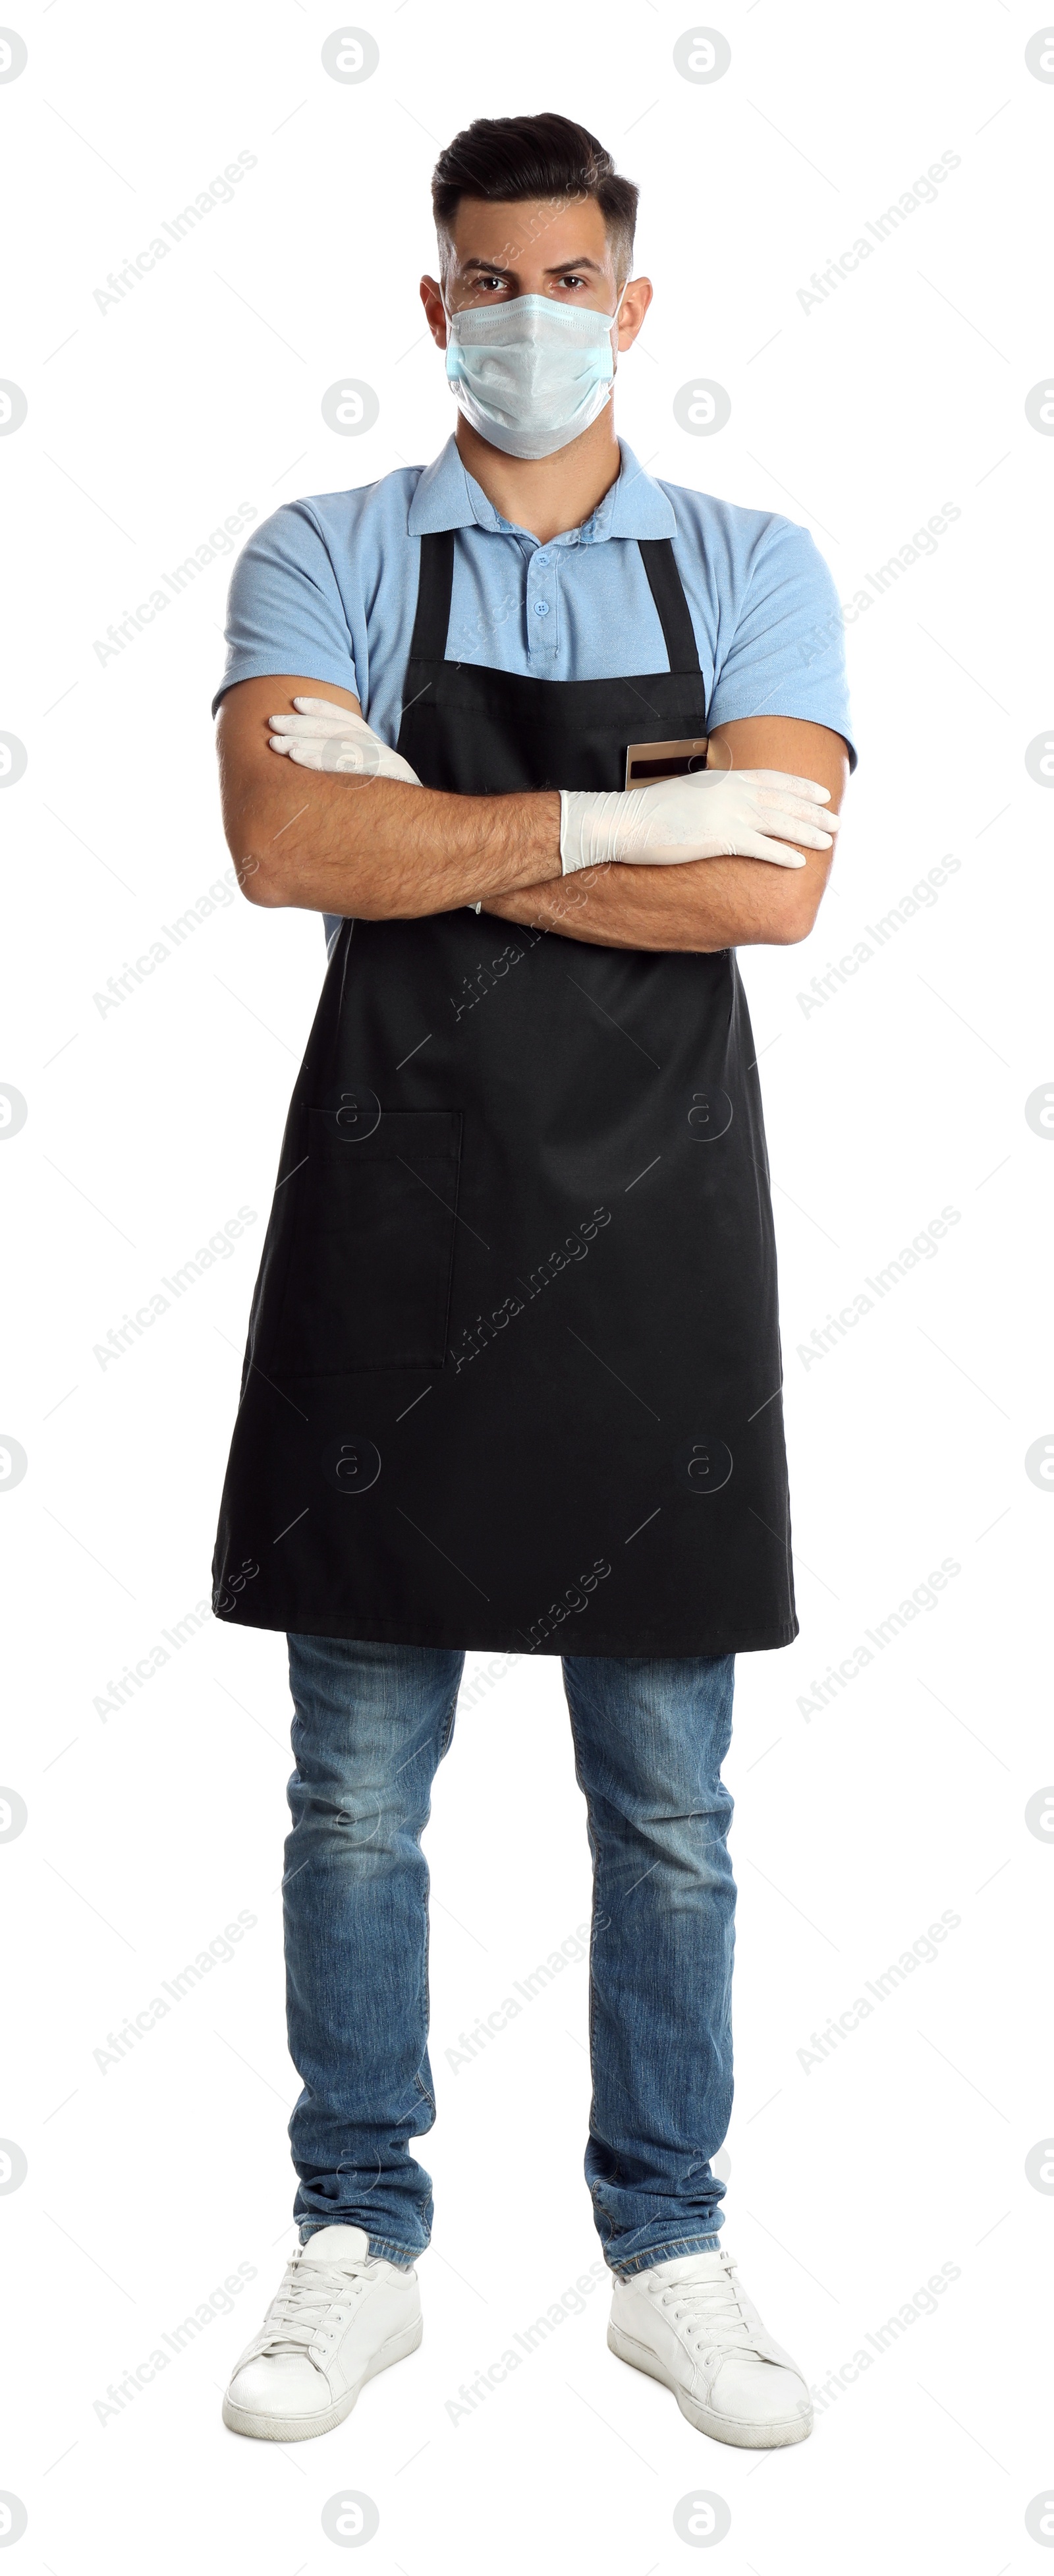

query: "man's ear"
xmin=420 ymin=275 xmax=448 ymax=346
xmin=616 ymin=276 xmax=653 ymax=351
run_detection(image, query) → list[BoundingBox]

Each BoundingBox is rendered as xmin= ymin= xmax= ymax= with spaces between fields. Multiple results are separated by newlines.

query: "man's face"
xmin=421 ymin=196 xmax=651 ymax=350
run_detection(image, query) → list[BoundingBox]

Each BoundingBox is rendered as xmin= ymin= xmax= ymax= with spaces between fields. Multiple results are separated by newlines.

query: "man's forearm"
xmin=484 ymin=850 xmax=821 ymax=951
xmin=238 ymin=772 xmax=562 ymax=915
xmin=223 ymin=685 xmax=845 ymax=943
xmin=242 ymin=776 xmax=817 ymax=946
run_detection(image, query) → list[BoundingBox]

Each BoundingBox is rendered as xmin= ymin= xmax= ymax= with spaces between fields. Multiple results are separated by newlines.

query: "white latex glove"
xmin=268 ymin=696 xmax=422 ymax=784
xmin=559 ymin=767 xmax=839 ymax=873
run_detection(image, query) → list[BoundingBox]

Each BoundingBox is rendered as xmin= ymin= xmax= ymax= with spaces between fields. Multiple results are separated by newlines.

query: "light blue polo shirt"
xmin=213 ymin=434 xmax=855 ymax=949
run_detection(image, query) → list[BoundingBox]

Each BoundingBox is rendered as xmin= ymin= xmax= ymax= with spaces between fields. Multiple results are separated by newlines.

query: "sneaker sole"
xmin=222 ymin=2314 xmax=424 ymax=2442
xmin=607 ymin=2321 xmax=813 ymax=2450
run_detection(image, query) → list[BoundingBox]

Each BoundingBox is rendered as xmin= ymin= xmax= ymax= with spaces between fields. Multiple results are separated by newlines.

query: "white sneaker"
xmin=223 ymin=2223 xmax=422 ymax=2442
xmin=608 ymin=2246 xmax=812 ymax=2449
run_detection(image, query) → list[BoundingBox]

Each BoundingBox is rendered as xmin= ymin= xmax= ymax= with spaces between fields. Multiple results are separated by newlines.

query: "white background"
xmin=1 ymin=1 xmax=1047 ymax=2569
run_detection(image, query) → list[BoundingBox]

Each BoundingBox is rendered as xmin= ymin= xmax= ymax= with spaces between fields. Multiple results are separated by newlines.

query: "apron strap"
xmin=636 ymin=538 xmax=702 ymax=674
xmin=406 ymin=528 xmax=701 ymax=680
xmin=407 ymin=529 xmax=455 ymax=662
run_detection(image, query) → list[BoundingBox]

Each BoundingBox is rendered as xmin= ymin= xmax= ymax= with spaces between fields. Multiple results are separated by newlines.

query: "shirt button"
xmin=533 ymin=599 xmax=551 ymax=616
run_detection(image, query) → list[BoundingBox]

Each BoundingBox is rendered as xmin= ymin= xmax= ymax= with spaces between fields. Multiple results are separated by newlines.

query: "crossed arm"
xmin=216 ymin=672 xmax=849 ymax=953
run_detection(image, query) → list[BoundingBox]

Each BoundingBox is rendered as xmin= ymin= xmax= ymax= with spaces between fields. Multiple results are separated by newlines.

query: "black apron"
xmin=211 ymin=531 xmax=797 ymax=1657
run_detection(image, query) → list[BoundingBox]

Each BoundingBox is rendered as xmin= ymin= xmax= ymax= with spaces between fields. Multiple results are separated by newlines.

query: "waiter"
xmin=213 ymin=112 xmax=854 ymax=2452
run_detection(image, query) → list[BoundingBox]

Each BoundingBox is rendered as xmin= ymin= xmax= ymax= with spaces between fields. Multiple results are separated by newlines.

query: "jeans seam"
xmin=438 ymin=1684 xmax=458 ymax=1760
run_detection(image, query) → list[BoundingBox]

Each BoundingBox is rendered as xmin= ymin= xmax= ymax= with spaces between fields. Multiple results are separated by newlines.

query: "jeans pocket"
xmin=271 ymin=1108 xmax=462 ymax=1374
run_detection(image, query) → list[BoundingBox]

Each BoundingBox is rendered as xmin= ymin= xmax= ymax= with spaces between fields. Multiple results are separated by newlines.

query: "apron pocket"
xmin=271 ymin=1108 xmax=462 ymax=1375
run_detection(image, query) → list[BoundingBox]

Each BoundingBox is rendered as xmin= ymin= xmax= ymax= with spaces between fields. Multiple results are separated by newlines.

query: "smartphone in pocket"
xmin=624 ymin=735 xmax=727 ymax=788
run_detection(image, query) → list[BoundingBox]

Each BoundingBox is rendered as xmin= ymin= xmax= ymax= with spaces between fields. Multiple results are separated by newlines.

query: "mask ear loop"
xmin=608 ymin=277 xmax=631 ymax=366
xmin=439 ymin=277 xmax=462 ymax=384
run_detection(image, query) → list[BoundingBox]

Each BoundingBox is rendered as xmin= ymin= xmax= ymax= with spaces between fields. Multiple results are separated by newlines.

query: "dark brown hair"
xmin=431 ymin=112 xmax=638 ymax=283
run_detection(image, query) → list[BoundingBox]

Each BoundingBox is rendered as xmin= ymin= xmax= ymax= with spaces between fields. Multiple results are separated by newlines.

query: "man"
xmin=213 ymin=111 xmax=854 ymax=2452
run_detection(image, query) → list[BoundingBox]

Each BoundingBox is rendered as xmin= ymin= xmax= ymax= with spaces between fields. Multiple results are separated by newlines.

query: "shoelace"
xmin=255 ymin=2253 xmax=369 ymax=2358
xmin=648 ymin=2254 xmax=768 ymax=2361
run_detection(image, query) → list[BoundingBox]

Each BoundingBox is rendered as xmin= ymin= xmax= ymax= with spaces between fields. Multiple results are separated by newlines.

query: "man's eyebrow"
xmin=458 ymin=254 xmax=607 ymax=276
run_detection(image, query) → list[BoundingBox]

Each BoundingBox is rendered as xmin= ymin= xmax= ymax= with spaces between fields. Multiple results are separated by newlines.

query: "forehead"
xmin=445 ymin=194 xmax=612 ymax=269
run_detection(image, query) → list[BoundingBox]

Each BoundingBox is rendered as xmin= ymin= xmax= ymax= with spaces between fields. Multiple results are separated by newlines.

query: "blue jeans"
xmin=283 ymin=1635 xmax=736 ymax=2275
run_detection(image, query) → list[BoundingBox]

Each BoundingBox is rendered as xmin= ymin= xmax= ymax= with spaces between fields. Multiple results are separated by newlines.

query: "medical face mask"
xmin=443 ymin=287 xmax=627 ymax=461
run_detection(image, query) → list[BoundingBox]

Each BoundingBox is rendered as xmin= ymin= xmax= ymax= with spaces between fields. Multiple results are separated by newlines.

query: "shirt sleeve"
xmin=707 ymin=517 xmax=857 ymax=769
xmin=211 ymin=501 xmax=360 ymax=716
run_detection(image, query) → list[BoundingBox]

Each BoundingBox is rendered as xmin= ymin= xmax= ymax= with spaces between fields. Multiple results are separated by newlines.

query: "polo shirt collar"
xmin=406 ymin=434 xmax=677 ymax=543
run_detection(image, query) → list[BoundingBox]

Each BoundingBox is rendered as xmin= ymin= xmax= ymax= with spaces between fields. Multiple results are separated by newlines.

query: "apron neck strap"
xmin=407 ymin=529 xmax=701 ymax=679
xmin=637 ymin=539 xmax=702 ymax=674
xmin=408 ymin=530 xmax=455 ymax=662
